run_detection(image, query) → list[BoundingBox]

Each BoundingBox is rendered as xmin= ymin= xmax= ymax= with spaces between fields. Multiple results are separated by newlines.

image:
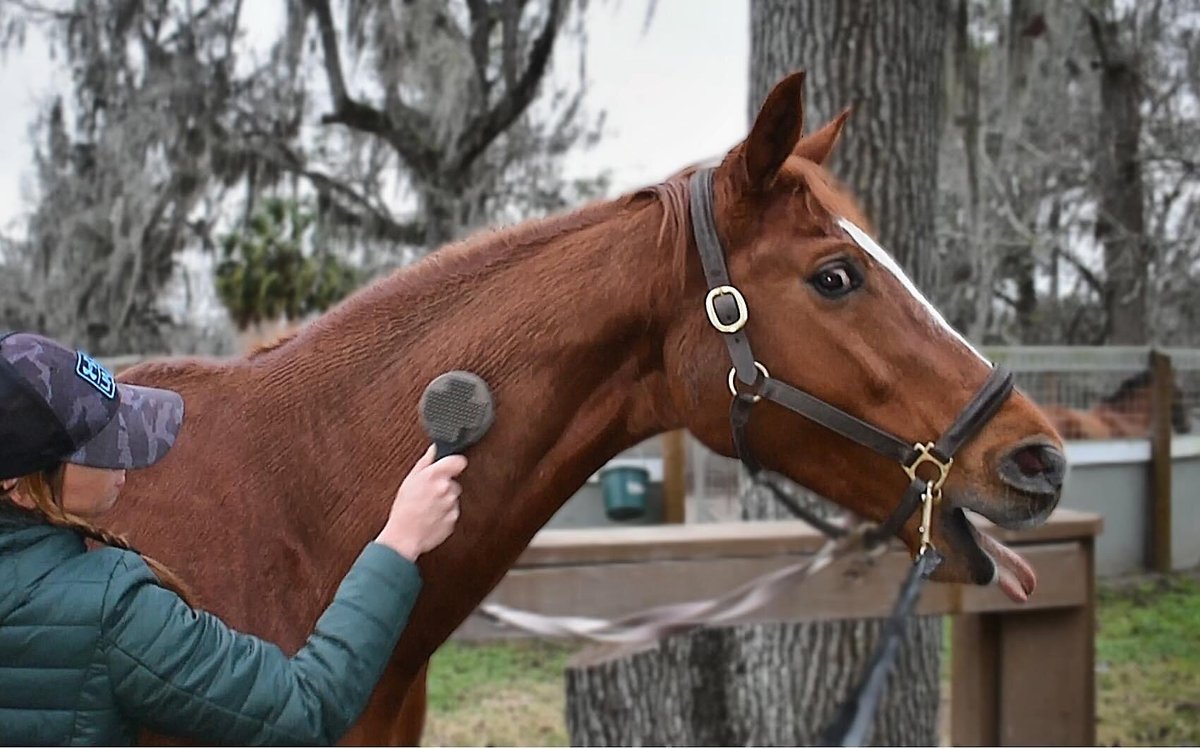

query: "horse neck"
xmin=256 ymin=196 xmax=686 ymax=589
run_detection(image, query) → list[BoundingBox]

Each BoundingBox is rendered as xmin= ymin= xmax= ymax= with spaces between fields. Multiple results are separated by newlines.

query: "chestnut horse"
xmin=111 ymin=73 xmax=1065 ymax=744
xmin=1040 ymin=370 xmax=1191 ymax=439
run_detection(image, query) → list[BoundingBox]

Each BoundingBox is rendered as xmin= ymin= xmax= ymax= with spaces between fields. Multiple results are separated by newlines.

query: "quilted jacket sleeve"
xmin=99 ymin=543 xmax=421 ymax=745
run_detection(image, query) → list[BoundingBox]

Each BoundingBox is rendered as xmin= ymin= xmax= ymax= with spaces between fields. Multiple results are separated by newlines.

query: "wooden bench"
xmin=456 ymin=508 xmax=1102 ymax=746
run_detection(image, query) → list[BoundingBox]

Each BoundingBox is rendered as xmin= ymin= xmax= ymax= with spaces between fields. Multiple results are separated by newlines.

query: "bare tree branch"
xmin=466 ymin=0 xmax=495 ymax=102
xmin=4 ymin=0 xmax=78 ymax=22
xmin=308 ymin=0 xmax=348 ymax=104
xmin=994 ymin=288 xmax=1020 ymax=309
xmin=1144 ymin=153 xmax=1198 ymax=173
xmin=1085 ymin=6 xmax=1109 ymax=64
xmin=248 ymin=139 xmax=427 ymax=246
xmin=501 ymin=0 xmax=524 ymax=92
xmin=308 ymin=0 xmax=439 ymax=176
xmin=452 ymin=0 xmax=565 ymax=176
xmin=1056 ymin=245 xmax=1107 ymax=297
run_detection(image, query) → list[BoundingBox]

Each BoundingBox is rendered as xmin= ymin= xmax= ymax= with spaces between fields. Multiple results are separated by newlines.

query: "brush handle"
xmin=434 ymin=440 xmax=459 ymax=461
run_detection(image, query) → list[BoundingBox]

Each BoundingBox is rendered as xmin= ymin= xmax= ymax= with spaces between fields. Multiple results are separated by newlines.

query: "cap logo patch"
xmin=76 ymin=352 xmax=117 ymax=399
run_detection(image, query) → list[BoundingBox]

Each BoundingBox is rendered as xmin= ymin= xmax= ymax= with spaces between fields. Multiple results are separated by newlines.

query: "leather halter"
xmin=687 ymin=167 xmax=1015 ymax=563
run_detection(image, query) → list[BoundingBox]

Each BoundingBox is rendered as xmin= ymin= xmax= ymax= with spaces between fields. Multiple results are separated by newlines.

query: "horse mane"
xmin=243 ymin=156 xmax=868 ymax=370
xmin=238 ymin=183 xmax=694 ymax=366
xmin=785 ymin=157 xmax=873 ymax=233
xmin=247 ymin=328 xmax=303 ymax=358
xmin=636 ymin=167 xmax=697 ymax=297
xmin=638 ymin=171 xmax=693 ymax=252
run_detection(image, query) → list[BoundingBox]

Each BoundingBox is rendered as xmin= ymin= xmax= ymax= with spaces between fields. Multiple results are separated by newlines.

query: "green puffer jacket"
xmin=0 ymin=505 xmax=422 ymax=746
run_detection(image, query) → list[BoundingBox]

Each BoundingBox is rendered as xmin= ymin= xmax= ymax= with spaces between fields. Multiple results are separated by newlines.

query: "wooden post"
xmin=1148 ymin=349 xmax=1173 ymax=572
xmin=951 ymin=536 xmax=1097 ymax=746
xmin=949 ymin=614 xmax=1000 ymax=746
xmin=662 ymin=430 xmax=687 ymax=524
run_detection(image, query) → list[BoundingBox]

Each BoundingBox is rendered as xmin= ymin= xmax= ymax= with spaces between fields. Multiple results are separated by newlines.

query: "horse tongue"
xmin=975 ymin=529 xmax=1037 ymax=603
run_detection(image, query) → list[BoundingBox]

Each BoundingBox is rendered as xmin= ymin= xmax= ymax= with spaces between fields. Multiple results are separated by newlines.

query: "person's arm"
xmin=101 ymin=543 xmax=419 ymax=745
xmin=102 ymin=445 xmax=466 ymax=745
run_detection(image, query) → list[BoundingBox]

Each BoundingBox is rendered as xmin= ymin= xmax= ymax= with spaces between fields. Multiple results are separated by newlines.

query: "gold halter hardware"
xmin=727 ymin=361 xmax=770 ymax=402
xmin=705 ymin=285 xmax=749 ymax=333
xmin=903 ymin=442 xmax=954 ymax=555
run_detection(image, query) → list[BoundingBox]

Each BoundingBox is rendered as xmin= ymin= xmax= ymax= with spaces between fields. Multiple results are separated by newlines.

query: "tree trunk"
xmin=566 ymin=2 xmax=949 ymax=746
xmin=949 ymin=0 xmax=993 ymax=343
xmin=565 ymin=621 xmax=941 ymax=746
xmin=750 ymin=0 xmax=948 ymax=291
xmin=418 ymin=180 xmax=461 ymax=249
xmin=418 ymin=171 xmax=494 ymax=248
xmin=1007 ymin=0 xmax=1046 ymax=343
xmin=1088 ymin=7 xmax=1148 ymax=345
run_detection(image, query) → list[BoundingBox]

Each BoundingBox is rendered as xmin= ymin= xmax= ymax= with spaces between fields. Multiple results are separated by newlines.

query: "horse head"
xmin=660 ymin=73 xmax=1065 ymax=598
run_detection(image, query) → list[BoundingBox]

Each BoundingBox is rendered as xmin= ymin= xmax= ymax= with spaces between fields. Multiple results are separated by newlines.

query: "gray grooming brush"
xmin=419 ymin=371 xmax=496 ymax=459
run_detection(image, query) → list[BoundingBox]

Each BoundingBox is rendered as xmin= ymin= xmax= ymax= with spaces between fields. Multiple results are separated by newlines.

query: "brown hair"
xmin=2 ymin=466 xmax=195 ymax=605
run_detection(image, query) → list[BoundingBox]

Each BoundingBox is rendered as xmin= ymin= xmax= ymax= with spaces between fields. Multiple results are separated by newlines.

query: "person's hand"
xmin=375 ymin=445 xmax=467 ymax=561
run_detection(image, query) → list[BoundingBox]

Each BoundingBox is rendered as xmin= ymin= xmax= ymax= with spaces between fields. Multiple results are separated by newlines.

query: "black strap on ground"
xmin=818 ymin=547 xmax=944 ymax=746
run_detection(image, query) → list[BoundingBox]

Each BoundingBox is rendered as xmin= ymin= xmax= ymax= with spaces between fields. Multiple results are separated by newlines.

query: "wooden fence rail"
xmin=455 ymin=509 xmax=1103 ymax=746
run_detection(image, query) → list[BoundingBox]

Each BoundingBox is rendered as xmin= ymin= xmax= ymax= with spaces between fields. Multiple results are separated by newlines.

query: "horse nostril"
xmin=1012 ymin=446 xmax=1048 ymax=477
xmin=1000 ymin=443 xmax=1067 ymax=493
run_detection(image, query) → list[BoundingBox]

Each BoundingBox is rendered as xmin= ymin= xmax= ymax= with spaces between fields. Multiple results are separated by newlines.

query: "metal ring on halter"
xmin=727 ymin=362 xmax=769 ymax=402
xmin=705 ymin=285 xmax=749 ymax=333
xmin=903 ymin=442 xmax=954 ymax=494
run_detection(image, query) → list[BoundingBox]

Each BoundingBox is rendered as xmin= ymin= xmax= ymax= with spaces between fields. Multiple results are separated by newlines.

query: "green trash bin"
xmin=600 ymin=465 xmax=649 ymax=521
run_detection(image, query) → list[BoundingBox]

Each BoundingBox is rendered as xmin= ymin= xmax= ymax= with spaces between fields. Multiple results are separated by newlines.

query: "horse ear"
xmin=794 ymin=107 xmax=851 ymax=165
xmin=742 ymin=71 xmax=807 ymax=191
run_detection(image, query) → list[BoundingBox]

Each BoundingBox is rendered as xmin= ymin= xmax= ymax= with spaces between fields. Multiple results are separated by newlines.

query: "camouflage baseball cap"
xmin=0 ymin=332 xmax=184 ymax=480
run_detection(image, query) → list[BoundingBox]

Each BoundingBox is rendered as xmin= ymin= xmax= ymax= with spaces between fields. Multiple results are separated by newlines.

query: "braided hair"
xmin=2 ymin=466 xmax=195 ymax=606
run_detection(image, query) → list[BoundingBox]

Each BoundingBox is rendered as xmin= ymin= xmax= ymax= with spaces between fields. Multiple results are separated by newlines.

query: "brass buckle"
xmin=905 ymin=443 xmax=952 ymax=557
xmin=705 ymin=286 xmax=749 ymax=333
xmin=727 ymin=362 xmax=769 ymax=402
xmin=918 ymin=483 xmax=936 ymax=555
xmin=903 ymin=442 xmax=953 ymax=494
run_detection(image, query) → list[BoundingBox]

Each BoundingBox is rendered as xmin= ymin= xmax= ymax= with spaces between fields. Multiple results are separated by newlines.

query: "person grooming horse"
xmin=0 ymin=331 xmax=466 ymax=745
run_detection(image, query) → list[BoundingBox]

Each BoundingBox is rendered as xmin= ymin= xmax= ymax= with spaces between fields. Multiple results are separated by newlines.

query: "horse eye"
xmin=808 ymin=262 xmax=861 ymax=298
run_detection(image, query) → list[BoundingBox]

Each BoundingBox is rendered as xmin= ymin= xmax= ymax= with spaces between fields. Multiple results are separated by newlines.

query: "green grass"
xmin=423 ymin=573 xmax=1200 ymax=746
xmin=1095 ymin=574 xmax=1200 ymax=746
xmin=424 ymin=639 xmax=578 ymax=746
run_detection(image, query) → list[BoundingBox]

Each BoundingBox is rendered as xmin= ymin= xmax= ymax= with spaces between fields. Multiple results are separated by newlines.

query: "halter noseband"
xmin=688 ymin=167 xmax=1015 ymax=564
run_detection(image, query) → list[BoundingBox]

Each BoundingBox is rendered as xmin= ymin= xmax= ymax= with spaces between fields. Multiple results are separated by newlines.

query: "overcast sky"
xmin=0 ymin=0 xmax=750 ymax=231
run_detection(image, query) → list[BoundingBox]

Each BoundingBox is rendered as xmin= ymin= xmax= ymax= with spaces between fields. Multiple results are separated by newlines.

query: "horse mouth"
xmin=936 ymin=504 xmax=1042 ymax=604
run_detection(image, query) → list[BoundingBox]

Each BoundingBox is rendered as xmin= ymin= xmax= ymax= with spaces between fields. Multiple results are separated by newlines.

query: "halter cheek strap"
xmin=690 ymin=170 xmax=759 ymax=386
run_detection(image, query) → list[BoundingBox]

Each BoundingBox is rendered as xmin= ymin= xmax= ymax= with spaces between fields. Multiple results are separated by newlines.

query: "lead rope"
xmin=735 ymin=391 xmax=944 ymax=744
xmin=818 ymin=546 xmax=943 ymax=746
xmin=740 ymin=434 xmax=943 ymax=746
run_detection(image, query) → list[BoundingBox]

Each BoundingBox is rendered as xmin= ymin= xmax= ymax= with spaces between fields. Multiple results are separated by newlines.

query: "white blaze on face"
xmin=837 ymin=218 xmax=990 ymax=366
